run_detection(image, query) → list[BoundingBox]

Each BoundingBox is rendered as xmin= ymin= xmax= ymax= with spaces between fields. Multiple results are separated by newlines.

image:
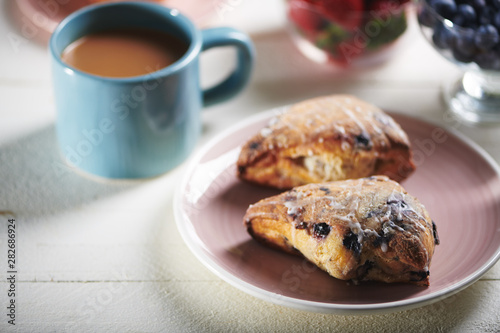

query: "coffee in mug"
xmin=61 ymin=28 xmax=188 ymax=78
xmin=50 ymin=2 xmax=255 ymax=179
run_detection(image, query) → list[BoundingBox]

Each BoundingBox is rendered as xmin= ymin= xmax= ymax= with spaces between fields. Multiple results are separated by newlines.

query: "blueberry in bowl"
xmin=417 ymin=0 xmax=500 ymax=123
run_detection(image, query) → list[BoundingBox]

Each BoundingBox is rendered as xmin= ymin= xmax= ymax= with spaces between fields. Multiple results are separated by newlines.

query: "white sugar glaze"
xmin=246 ymin=177 xmax=431 ymax=259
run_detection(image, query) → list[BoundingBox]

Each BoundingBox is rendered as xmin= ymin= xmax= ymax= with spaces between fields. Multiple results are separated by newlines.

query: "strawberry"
xmin=370 ymin=1 xmax=393 ymax=21
xmin=369 ymin=0 xmax=404 ymax=21
xmin=289 ymin=0 xmax=325 ymax=32
xmin=319 ymin=0 xmax=365 ymax=31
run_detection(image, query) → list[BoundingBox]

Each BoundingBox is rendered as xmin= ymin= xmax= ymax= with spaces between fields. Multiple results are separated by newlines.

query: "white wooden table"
xmin=1 ymin=1 xmax=499 ymax=331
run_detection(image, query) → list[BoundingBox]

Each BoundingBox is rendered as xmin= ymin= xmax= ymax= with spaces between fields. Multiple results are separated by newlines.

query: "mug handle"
xmin=201 ymin=27 xmax=255 ymax=107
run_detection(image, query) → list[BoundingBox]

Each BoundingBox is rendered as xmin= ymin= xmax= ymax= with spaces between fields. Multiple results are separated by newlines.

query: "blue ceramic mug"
xmin=50 ymin=2 xmax=254 ymax=179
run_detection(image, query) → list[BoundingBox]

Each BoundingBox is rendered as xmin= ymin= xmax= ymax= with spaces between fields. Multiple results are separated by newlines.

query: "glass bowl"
xmin=417 ymin=0 xmax=500 ymax=124
xmin=286 ymin=0 xmax=411 ymax=67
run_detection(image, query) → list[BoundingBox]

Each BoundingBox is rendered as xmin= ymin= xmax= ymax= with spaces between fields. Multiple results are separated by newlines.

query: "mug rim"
xmin=49 ymin=1 xmax=202 ymax=83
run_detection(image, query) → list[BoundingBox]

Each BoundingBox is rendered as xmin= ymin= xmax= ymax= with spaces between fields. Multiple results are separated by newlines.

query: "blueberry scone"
xmin=237 ymin=95 xmax=415 ymax=189
xmin=244 ymin=176 xmax=439 ymax=286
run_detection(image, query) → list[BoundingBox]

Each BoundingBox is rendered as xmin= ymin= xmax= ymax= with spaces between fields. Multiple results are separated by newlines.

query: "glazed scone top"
xmin=245 ymin=176 xmax=438 ymax=273
xmin=242 ymin=94 xmax=410 ymax=164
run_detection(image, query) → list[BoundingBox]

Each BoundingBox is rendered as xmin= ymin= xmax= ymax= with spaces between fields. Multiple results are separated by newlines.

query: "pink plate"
xmin=174 ymin=108 xmax=500 ymax=314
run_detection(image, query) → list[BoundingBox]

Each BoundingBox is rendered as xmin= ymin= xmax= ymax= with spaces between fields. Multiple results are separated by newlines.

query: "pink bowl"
xmin=11 ymin=0 xmax=221 ymax=44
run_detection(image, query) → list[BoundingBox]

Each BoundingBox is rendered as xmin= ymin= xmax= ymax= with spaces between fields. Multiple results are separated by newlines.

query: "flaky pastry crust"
xmin=244 ymin=176 xmax=439 ymax=286
xmin=237 ymin=95 xmax=415 ymax=189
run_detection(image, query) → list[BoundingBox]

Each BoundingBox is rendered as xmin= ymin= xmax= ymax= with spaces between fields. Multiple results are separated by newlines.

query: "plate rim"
xmin=174 ymin=107 xmax=500 ymax=314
